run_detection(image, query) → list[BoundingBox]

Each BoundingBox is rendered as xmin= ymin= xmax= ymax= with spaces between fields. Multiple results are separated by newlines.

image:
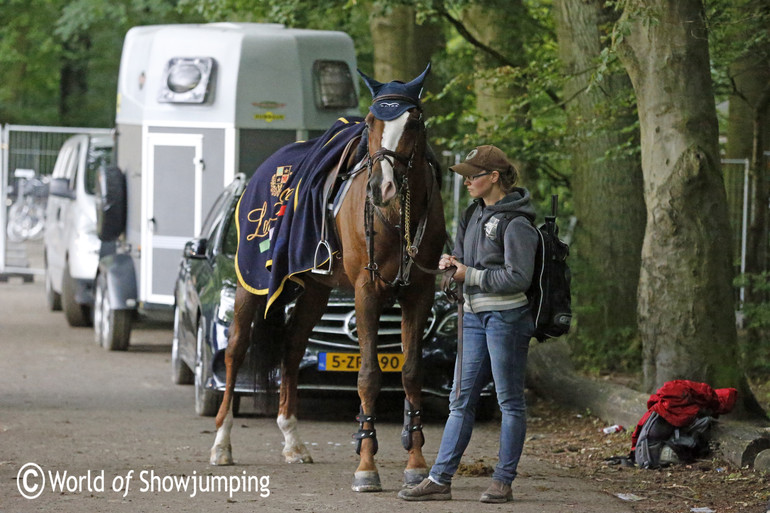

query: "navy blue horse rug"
xmin=234 ymin=117 xmax=366 ymax=312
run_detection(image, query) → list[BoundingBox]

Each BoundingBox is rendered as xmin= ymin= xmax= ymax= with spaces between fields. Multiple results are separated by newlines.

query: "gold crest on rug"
xmin=271 ymin=165 xmax=292 ymax=197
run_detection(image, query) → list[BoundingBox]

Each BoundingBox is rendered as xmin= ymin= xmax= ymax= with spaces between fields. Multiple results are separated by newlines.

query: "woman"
xmin=399 ymin=145 xmax=538 ymax=503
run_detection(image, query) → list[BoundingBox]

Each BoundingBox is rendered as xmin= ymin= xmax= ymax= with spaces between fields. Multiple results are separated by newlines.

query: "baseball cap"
xmin=450 ymin=145 xmax=513 ymax=177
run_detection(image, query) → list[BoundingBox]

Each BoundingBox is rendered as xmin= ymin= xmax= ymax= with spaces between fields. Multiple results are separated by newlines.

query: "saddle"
xmin=312 ymin=134 xmax=367 ymax=274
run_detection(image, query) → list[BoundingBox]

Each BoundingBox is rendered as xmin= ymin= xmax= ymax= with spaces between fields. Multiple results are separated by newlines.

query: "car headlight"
xmin=217 ymin=287 xmax=235 ymax=324
xmin=435 ymin=311 xmax=458 ymax=337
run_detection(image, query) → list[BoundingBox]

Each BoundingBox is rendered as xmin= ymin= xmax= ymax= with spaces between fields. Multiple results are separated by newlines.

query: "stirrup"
xmin=311 ymin=240 xmax=333 ymax=275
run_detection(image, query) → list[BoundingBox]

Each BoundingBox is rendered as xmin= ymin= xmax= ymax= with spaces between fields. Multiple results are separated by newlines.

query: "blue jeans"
xmin=429 ymin=306 xmax=533 ymax=486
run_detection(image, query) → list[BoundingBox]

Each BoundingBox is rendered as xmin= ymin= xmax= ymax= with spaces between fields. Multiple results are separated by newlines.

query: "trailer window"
xmin=312 ymin=60 xmax=357 ymax=109
xmin=158 ymin=57 xmax=215 ymax=104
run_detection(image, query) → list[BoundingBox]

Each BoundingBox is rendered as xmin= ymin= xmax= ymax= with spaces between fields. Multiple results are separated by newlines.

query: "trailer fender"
xmin=97 ymin=254 xmax=137 ymax=310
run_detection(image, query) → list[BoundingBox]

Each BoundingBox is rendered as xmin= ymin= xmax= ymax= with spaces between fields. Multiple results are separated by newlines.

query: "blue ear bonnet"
xmin=357 ymin=63 xmax=431 ymax=121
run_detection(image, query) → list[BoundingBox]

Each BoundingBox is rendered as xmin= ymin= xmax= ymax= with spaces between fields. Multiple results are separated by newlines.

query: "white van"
xmin=44 ymin=134 xmax=114 ymax=326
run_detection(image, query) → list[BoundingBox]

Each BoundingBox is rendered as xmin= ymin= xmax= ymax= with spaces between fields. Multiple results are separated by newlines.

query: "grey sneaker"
xmin=397 ymin=478 xmax=451 ymax=501
xmin=480 ymin=480 xmax=512 ymax=503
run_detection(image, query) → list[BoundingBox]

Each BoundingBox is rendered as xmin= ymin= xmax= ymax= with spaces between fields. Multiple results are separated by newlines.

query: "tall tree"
xmin=458 ymin=0 xmax=534 ymax=186
xmin=369 ymin=3 xmax=441 ymax=82
xmin=717 ymin=0 xmax=770 ymax=300
xmin=616 ymin=0 xmax=762 ymax=416
xmin=553 ymin=0 xmax=645 ymax=369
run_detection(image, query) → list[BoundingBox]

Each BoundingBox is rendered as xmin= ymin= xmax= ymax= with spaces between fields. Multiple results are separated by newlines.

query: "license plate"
xmin=318 ymin=352 xmax=404 ymax=372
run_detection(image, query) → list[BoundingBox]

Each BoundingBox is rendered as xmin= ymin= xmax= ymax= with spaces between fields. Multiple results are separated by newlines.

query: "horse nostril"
xmin=380 ymin=181 xmax=396 ymax=203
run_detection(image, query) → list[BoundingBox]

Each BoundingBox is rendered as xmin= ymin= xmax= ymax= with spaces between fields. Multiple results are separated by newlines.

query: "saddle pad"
xmin=235 ymin=117 xmax=366 ymax=313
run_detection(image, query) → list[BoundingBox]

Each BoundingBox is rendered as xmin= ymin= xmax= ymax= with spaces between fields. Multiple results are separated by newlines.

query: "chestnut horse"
xmin=209 ymin=65 xmax=445 ymax=492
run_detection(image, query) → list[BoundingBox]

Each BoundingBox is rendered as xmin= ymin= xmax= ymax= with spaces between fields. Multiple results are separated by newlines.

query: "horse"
xmin=209 ymin=64 xmax=446 ymax=493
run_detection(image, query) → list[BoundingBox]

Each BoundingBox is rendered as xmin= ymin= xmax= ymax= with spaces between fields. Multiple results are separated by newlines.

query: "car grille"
xmin=288 ymin=300 xmax=436 ymax=351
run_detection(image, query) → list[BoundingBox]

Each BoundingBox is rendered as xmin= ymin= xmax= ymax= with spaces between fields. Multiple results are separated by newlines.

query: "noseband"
xmin=370 ymin=147 xmax=412 ymax=170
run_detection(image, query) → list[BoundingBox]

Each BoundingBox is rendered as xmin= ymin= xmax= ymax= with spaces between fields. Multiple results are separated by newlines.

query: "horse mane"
xmin=354 ymin=128 xmax=369 ymax=164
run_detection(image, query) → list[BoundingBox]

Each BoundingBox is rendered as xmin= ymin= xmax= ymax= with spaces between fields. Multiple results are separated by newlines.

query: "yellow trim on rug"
xmin=234 ymin=193 xmax=268 ymax=296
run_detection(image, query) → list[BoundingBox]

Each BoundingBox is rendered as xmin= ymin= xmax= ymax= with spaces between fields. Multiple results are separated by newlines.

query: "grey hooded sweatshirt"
xmin=453 ymin=187 xmax=539 ymax=314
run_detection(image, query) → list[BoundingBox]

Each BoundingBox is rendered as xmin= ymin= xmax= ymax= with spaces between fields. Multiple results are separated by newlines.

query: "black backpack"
xmin=462 ymin=194 xmax=572 ymax=342
xmin=529 ymin=195 xmax=572 ymax=341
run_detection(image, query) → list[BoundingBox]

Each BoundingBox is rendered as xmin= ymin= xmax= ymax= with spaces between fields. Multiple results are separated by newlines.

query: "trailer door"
xmin=142 ymin=133 xmax=204 ymax=304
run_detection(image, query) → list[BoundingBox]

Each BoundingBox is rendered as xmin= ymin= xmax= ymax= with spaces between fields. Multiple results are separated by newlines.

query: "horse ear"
xmin=357 ymin=69 xmax=385 ymax=98
xmin=403 ymin=62 xmax=432 ymax=100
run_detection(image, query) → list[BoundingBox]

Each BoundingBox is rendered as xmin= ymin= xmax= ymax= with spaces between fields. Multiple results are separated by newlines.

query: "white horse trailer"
xmin=95 ymin=23 xmax=360 ymax=349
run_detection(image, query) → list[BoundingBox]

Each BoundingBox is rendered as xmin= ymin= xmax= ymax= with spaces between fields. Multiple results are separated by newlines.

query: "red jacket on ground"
xmin=630 ymin=380 xmax=737 ymax=451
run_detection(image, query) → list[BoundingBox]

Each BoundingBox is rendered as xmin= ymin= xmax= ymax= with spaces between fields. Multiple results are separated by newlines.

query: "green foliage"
xmin=735 ymin=272 xmax=770 ymax=330
xmin=0 ymin=0 xmax=64 ymax=124
xmin=0 ymin=0 xmax=203 ymax=127
xmin=734 ymin=272 xmax=770 ymax=376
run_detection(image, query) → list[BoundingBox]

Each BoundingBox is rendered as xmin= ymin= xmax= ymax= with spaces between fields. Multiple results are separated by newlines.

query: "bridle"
xmin=362 ymin=99 xmax=446 ymax=290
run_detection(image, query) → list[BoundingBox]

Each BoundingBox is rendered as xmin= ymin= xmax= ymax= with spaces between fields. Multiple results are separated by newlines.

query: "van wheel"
xmin=45 ymin=263 xmax=62 ymax=311
xmin=171 ymin=304 xmax=194 ymax=385
xmin=95 ymin=273 xmax=131 ymax=351
xmin=62 ymin=261 xmax=90 ymax=327
xmin=194 ymin=322 xmax=221 ymax=416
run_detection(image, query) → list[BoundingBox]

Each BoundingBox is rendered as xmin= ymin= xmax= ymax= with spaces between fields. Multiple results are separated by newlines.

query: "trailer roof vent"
xmin=312 ymin=60 xmax=357 ymax=109
xmin=158 ymin=57 xmax=215 ymax=104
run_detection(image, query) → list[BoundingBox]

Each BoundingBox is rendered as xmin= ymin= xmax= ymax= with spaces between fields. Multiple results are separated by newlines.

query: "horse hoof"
xmin=283 ymin=446 xmax=313 ymax=464
xmin=210 ymin=444 xmax=233 ymax=466
xmin=352 ymin=471 xmax=382 ymax=492
xmin=403 ymin=468 xmax=429 ymax=487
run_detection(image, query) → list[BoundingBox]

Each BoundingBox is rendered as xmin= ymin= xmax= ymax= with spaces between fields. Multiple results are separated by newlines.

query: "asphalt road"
xmin=0 ymin=277 xmax=634 ymax=512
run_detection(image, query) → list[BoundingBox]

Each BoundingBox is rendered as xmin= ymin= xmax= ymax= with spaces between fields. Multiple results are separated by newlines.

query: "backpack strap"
xmin=462 ymin=202 xmax=479 ymax=227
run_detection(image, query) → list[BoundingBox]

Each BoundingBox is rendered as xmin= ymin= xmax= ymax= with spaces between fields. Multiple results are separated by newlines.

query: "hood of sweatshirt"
xmin=476 ymin=186 xmax=536 ymax=222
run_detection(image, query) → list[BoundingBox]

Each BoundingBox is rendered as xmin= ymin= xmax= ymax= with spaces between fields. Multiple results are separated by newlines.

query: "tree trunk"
xmin=59 ymin=34 xmax=91 ymax=126
xmin=368 ymin=4 xmax=441 ymax=84
xmin=725 ymin=57 xmax=770 ymax=282
xmin=527 ymin=341 xmax=649 ymax=429
xmin=747 ymin=85 xmax=770 ymax=280
xmin=461 ymin=1 xmax=534 ymax=186
xmin=553 ymin=0 xmax=646 ymax=368
xmin=616 ymin=0 xmax=763 ymax=418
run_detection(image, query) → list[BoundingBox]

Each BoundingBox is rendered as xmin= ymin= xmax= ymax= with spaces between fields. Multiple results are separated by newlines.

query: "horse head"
xmin=358 ymin=64 xmax=431 ymax=207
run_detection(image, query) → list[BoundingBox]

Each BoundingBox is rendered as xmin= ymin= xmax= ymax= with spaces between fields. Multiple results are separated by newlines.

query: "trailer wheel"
xmin=95 ymin=273 xmax=131 ymax=351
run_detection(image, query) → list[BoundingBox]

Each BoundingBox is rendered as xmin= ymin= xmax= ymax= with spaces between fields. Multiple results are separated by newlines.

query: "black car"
xmin=172 ymin=174 xmax=494 ymax=417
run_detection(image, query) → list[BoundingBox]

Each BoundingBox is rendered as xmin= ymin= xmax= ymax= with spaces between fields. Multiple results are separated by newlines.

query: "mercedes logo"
xmin=343 ymin=310 xmax=359 ymax=342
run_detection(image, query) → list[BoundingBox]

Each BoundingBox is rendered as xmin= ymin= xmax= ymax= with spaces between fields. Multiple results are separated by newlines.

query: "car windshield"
xmin=84 ymin=145 xmax=114 ymax=195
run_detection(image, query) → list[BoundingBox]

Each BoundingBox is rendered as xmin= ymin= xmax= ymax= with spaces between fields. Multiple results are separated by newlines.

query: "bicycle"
xmin=6 ymin=169 xmax=49 ymax=243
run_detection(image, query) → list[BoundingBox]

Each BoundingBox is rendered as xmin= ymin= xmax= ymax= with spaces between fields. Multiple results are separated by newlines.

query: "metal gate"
xmin=0 ymin=125 xmax=112 ymax=279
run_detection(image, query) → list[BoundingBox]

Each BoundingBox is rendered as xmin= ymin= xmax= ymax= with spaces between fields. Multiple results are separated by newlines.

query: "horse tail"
xmin=247 ymin=301 xmax=285 ymax=415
